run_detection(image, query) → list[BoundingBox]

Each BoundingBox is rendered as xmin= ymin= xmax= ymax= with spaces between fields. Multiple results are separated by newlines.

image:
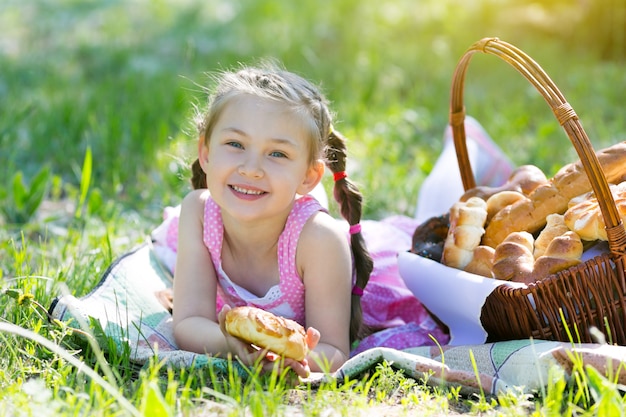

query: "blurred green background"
xmin=1 ymin=0 xmax=625 ymax=225
xmin=1 ymin=1 xmax=625 ymax=413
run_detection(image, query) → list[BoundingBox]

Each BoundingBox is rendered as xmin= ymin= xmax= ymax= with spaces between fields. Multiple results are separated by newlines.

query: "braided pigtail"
xmin=190 ymin=158 xmax=207 ymax=190
xmin=326 ymin=129 xmax=374 ymax=343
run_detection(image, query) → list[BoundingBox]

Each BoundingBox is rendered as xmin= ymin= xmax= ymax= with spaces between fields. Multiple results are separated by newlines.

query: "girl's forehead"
xmin=223 ymin=94 xmax=292 ymax=115
xmin=217 ymin=94 xmax=314 ymax=136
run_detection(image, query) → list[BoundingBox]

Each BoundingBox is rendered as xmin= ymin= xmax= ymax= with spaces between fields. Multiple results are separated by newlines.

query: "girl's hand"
xmin=305 ymin=326 xmax=321 ymax=350
xmin=218 ymin=305 xmax=268 ymax=366
xmin=218 ymin=306 xmax=322 ymax=379
xmin=275 ymin=326 xmax=320 ymax=378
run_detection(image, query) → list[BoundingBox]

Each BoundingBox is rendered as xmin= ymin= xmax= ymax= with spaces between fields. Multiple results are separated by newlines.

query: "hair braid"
xmin=326 ymin=130 xmax=374 ymax=343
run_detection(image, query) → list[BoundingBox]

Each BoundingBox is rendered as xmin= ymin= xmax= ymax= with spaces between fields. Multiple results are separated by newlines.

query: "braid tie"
xmin=348 ymin=224 xmax=362 ymax=235
xmin=351 ymin=286 xmax=364 ymax=296
xmin=333 ymin=171 xmax=348 ymax=182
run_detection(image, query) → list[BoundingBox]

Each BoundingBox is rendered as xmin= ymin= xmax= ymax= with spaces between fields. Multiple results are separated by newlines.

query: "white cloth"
xmin=415 ymin=116 xmax=513 ymax=223
xmin=405 ymin=116 xmax=519 ymax=344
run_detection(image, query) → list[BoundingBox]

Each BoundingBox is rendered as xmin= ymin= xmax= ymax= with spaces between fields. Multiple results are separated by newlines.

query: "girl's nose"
xmin=237 ymin=155 xmax=264 ymax=178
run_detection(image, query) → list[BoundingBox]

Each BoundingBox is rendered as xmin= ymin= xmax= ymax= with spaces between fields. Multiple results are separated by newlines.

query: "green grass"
xmin=2 ymin=0 xmax=626 ymax=415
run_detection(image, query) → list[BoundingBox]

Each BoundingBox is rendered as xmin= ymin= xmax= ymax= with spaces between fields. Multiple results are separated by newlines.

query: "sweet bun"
xmin=224 ymin=306 xmax=308 ymax=361
xmin=411 ymin=214 xmax=450 ymax=262
xmin=460 ymin=164 xmax=548 ymax=202
xmin=492 ymin=232 xmax=535 ymax=282
xmin=484 ymin=142 xmax=626 ymax=248
xmin=463 ymin=245 xmax=495 ymax=278
xmin=532 ymin=231 xmax=583 ymax=281
xmin=485 ymin=191 xmax=528 ymax=222
xmin=542 ymin=231 xmax=583 ymax=260
xmin=441 ymin=197 xmax=488 ymax=270
xmin=485 ymin=183 xmax=566 ymax=248
xmin=564 ymin=181 xmax=626 ymax=241
xmin=568 ymin=189 xmax=595 ymax=208
xmin=492 ymin=230 xmax=583 ymax=285
xmin=533 ymin=213 xmax=569 ymax=258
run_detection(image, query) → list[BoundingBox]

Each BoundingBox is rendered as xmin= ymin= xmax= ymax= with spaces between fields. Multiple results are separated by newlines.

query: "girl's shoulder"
xmin=299 ymin=211 xmax=348 ymax=250
xmin=180 ymin=189 xmax=211 ymax=215
xmin=182 ymin=188 xmax=211 ymax=203
xmin=296 ymin=211 xmax=352 ymax=286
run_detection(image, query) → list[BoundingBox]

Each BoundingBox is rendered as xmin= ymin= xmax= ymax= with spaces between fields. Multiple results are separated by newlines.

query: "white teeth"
xmin=232 ymin=185 xmax=264 ymax=195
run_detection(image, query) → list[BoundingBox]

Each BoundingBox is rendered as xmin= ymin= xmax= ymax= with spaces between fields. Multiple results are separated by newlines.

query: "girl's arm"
xmin=298 ymin=212 xmax=353 ymax=372
xmin=172 ymin=190 xmax=229 ymax=354
xmin=172 ymin=190 xmax=275 ymax=368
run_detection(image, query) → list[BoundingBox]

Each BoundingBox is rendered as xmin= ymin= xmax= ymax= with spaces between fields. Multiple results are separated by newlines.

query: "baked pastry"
xmin=485 ymin=191 xmax=528 ymax=222
xmin=533 ymin=213 xmax=570 ymax=258
xmin=492 ymin=232 xmax=535 ymax=282
xmin=460 ymin=164 xmax=548 ymax=202
xmin=483 ymin=142 xmax=626 ymax=247
xmin=441 ymin=197 xmax=488 ymax=270
xmin=532 ymin=231 xmax=583 ymax=282
xmin=410 ymin=213 xmax=449 ymax=262
xmin=492 ymin=230 xmax=583 ymax=285
xmin=224 ymin=306 xmax=308 ymax=361
xmin=564 ymin=181 xmax=626 ymax=241
xmin=464 ymin=245 xmax=495 ymax=278
xmin=568 ymin=188 xmax=595 ymax=208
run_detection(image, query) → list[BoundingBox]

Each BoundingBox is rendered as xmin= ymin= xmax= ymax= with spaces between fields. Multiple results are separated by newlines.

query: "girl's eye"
xmin=269 ymin=151 xmax=287 ymax=158
xmin=226 ymin=141 xmax=243 ymax=149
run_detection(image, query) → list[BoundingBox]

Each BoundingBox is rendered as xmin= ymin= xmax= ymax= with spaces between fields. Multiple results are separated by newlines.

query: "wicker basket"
xmin=450 ymin=37 xmax=626 ymax=344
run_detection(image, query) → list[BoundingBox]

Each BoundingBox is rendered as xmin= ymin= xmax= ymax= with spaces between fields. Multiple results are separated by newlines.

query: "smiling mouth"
xmin=230 ymin=185 xmax=266 ymax=195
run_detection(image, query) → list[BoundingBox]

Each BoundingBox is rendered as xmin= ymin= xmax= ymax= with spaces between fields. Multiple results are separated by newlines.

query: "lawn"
xmin=2 ymin=0 xmax=626 ymax=415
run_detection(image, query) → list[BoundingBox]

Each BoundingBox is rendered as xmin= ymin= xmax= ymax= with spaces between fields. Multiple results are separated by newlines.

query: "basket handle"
xmin=449 ymin=37 xmax=626 ymax=252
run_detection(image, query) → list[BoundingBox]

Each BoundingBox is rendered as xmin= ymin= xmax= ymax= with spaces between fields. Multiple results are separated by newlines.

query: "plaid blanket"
xmin=48 ymin=243 xmax=626 ymax=396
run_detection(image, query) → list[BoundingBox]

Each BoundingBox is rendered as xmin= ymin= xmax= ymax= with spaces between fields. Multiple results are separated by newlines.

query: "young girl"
xmin=168 ymin=65 xmax=449 ymax=378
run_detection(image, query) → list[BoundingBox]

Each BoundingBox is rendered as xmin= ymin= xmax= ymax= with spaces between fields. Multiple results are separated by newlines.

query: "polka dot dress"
xmin=203 ymin=195 xmax=324 ymax=326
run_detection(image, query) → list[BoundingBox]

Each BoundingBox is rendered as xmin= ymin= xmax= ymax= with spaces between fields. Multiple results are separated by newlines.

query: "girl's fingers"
xmin=305 ymin=327 xmax=320 ymax=349
xmin=217 ymin=305 xmax=231 ymax=333
xmin=262 ymin=356 xmax=311 ymax=379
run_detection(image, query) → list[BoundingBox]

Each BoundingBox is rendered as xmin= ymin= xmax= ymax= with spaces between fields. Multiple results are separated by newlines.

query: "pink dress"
xmin=353 ymin=215 xmax=449 ymax=354
xmin=204 ymin=195 xmax=318 ymax=326
xmin=152 ymin=194 xmax=449 ymax=356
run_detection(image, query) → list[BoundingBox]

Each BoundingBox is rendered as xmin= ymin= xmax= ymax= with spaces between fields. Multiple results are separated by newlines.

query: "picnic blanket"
xmin=48 ymin=242 xmax=626 ymax=396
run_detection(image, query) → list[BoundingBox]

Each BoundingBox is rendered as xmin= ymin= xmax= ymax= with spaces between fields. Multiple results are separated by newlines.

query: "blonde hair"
xmin=190 ymin=65 xmax=373 ymax=343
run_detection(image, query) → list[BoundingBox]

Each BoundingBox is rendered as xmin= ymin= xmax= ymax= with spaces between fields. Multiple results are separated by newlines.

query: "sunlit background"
xmin=1 ymin=0 xmax=624 ymax=222
xmin=1 ymin=3 xmax=626 ymax=413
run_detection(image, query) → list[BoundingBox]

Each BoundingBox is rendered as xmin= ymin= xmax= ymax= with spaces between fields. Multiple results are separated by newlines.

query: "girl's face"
xmin=199 ymin=94 xmax=323 ymax=224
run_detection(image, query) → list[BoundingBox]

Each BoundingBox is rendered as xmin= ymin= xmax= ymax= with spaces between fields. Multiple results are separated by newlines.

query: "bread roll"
xmin=485 ymin=191 xmax=528 ymax=222
xmin=484 ymin=142 xmax=626 ymax=247
xmin=568 ymin=189 xmax=595 ymax=209
xmin=464 ymin=245 xmax=495 ymax=278
xmin=564 ymin=181 xmax=626 ymax=241
xmin=460 ymin=164 xmax=548 ymax=202
xmin=492 ymin=230 xmax=583 ymax=285
xmin=532 ymin=231 xmax=583 ymax=282
xmin=410 ymin=214 xmax=449 ymax=262
xmin=492 ymin=232 xmax=535 ymax=282
xmin=441 ymin=197 xmax=488 ymax=270
xmin=224 ymin=306 xmax=308 ymax=361
xmin=533 ymin=213 xmax=569 ymax=258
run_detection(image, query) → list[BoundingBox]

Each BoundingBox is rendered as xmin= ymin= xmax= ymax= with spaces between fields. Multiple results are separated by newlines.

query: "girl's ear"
xmin=198 ymin=134 xmax=209 ymax=173
xmin=297 ymin=160 xmax=325 ymax=195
